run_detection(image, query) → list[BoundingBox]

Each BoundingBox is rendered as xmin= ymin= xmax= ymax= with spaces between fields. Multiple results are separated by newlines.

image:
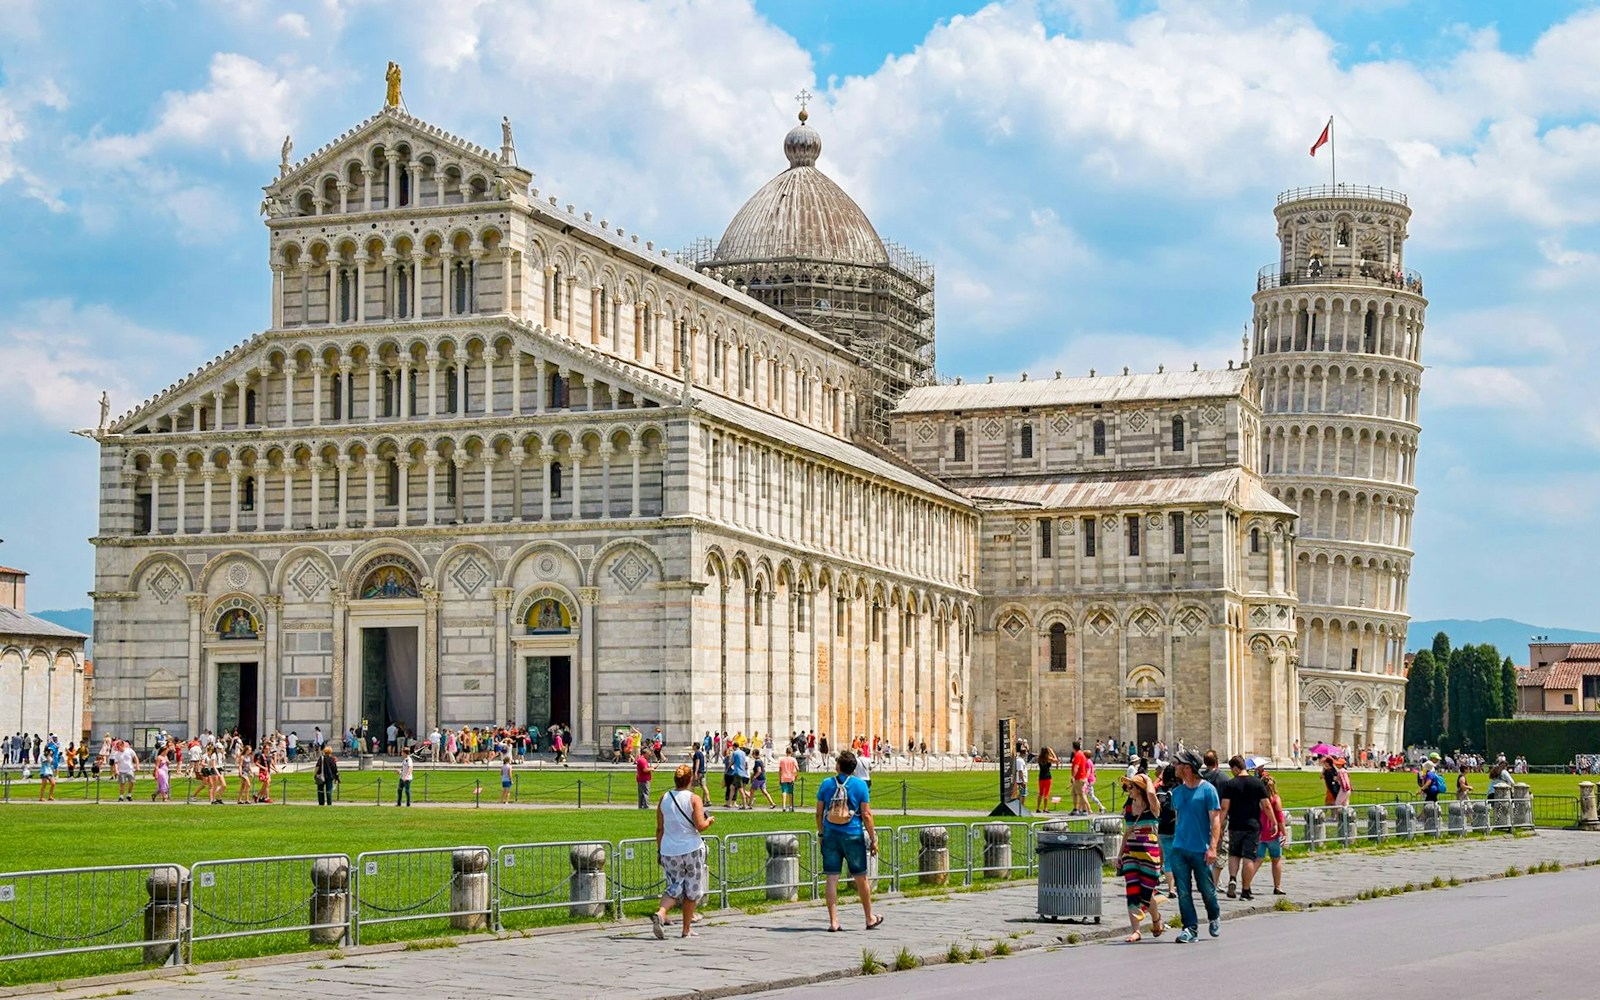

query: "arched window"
xmin=1048 ymin=623 xmax=1068 ymax=672
xmin=385 ymin=458 xmax=400 ymax=505
xmin=1364 ymin=310 xmax=1377 ymax=353
xmin=549 ymin=372 xmax=568 ymax=409
xmin=1171 ymin=416 xmax=1185 ymax=452
xmin=1020 ymin=423 xmax=1033 ymax=458
xmin=453 ymin=260 xmax=471 ymax=315
xmin=1126 ymin=515 xmax=1141 ymax=557
xmin=395 ymin=265 xmax=410 ymax=318
xmin=1250 ymin=527 xmax=1261 ymax=553
xmin=641 ymin=303 xmax=652 ymax=350
xmin=331 ymin=371 xmax=344 ymax=420
xmin=445 ymin=364 xmax=461 ymax=414
xmin=549 ymin=461 xmax=563 ymax=498
xmin=1092 ymin=420 xmax=1106 ymax=456
xmin=244 ymin=389 xmax=257 ymax=426
xmin=338 ymin=268 xmax=353 ymax=323
xmin=445 ymin=462 xmax=458 ymax=504
xmin=953 ymin=427 xmax=966 ymax=461
xmin=241 ymin=474 xmax=256 ymax=511
xmin=552 ymin=266 xmax=564 ymax=319
xmin=398 ymin=167 xmax=411 ymax=207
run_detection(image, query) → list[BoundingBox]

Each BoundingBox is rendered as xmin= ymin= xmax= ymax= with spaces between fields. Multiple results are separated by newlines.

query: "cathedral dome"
xmin=713 ymin=114 xmax=889 ymax=267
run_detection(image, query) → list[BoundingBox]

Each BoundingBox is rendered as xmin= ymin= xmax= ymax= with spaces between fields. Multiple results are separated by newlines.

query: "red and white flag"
xmin=1309 ymin=119 xmax=1331 ymax=157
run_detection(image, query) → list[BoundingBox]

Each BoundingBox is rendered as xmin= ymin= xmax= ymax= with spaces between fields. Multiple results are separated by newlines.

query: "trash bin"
xmin=1036 ymin=831 xmax=1103 ymax=923
xmin=357 ymin=754 xmax=372 ymax=772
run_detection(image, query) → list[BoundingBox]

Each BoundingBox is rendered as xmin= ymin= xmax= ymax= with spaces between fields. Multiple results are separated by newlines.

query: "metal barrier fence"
xmin=0 ymin=863 xmax=185 ymax=966
xmin=188 ymin=854 xmax=350 ymax=957
xmin=351 ymin=846 xmax=491 ymax=945
xmin=0 ymin=807 xmax=1544 ymax=972
xmin=493 ymin=841 xmax=613 ymax=926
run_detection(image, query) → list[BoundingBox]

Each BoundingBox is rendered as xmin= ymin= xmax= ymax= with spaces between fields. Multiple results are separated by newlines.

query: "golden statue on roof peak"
xmin=385 ymin=61 xmax=402 ymax=108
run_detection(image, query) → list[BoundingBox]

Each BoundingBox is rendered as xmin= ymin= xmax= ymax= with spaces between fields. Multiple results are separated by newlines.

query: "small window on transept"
xmin=1171 ymin=416 xmax=1185 ymax=452
xmin=1083 ymin=517 xmax=1097 ymax=557
xmin=1020 ymin=423 xmax=1033 ymax=458
xmin=953 ymin=427 xmax=966 ymax=461
xmin=1092 ymin=420 xmax=1106 ymax=456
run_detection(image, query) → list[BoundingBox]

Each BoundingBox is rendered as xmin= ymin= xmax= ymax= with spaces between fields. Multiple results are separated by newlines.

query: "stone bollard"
xmin=449 ymin=849 xmax=491 ymax=931
xmin=1039 ymin=818 xmax=1076 ymax=835
xmin=1394 ymin=802 xmax=1415 ymax=839
xmin=1335 ymin=807 xmax=1357 ymax=847
xmin=1094 ymin=816 xmax=1123 ymax=863
xmin=765 ymin=834 xmax=800 ymax=901
xmin=568 ymin=844 xmax=608 ymax=918
xmin=1421 ymin=801 xmax=1441 ymax=836
xmin=981 ymin=824 xmax=1013 ymax=879
xmin=1303 ymin=808 xmax=1324 ymax=850
xmin=1366 ymin=805 xmax=1387 ymax=843
xmin=1511 ymin=783 xmax=1532 ymax=828
xmin=1447 ymin=800 xmax=1466 ymax=834
xmin=143 ymin=865 xmax=188 ymax=965
xmin=1487 ymin=787 xmax=1511 ymax=830
xmin=917 ymin=827 xmax=950 ymax=886
xmin=1470 ymin=801 xmax=1491 ymax=834
xmin=1580 ymin=781 xmax=1600 ymax=831
xmin=309 ymin=856 xmax=350 ymax=946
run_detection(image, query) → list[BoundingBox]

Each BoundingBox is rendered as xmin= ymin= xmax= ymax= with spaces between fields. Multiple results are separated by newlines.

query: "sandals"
xmin=1124 ymin=932 xmax=1142 ymax=943
xmin=650 ymin=912 xmax=665 ymax=940
xmin=1151 ymin=915 xmax=1165 ymax=937
xmin=866 ymin=915 xmax=885 ymax=930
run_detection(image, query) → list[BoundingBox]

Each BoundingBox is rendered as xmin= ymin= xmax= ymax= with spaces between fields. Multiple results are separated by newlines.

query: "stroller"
xmin=407 ymin=742 xmax=435 ymax=762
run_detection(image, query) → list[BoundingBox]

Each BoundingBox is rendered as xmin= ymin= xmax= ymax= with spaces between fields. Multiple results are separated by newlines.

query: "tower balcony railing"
xmin=1277 ymin=184 xmax=1408 ymax=207
xmin=1257 ymin=263 xmax=1423 ymax=296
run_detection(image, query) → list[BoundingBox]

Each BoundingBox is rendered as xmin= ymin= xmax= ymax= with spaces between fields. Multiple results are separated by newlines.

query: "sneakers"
xmin=1226 ymin=880 xmax=1238 ymax=898
xmin=1240 ymin=889 xmax=1254 ymax=901
xmin=1175 ymin=928 xmax=1197 ymax=944
xmin=1272 ymin=888 xmax=1287 ymax=895
xmin=1209 ymin=918 xmax=1221 ymax=938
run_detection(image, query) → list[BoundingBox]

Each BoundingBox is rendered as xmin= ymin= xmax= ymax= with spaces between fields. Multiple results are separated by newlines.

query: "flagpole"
xmin=1329 ymin=116 xmax=1337 ymax=189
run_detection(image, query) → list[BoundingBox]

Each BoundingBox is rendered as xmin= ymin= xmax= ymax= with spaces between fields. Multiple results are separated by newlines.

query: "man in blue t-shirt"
xmin=815 ymin=750 xmax=882 ymax=932
xmin=729 ymin=745 xmax=750 ymax=809
xmin=1168 ymin=749 xmax=1223 ymax=943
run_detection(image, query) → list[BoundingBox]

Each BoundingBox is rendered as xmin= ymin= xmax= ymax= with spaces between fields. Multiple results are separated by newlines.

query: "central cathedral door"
xmin=525 ymin=655 xmax=572 ymax=732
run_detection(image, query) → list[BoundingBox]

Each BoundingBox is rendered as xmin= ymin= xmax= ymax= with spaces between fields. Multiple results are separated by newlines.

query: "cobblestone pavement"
xmin=16 ymin=830 xmax=1600 ymax=1000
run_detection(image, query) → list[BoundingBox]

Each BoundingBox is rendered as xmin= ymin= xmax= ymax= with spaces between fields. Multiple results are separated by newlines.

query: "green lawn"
xmin=1 ymin=763 xmax=1580 ymax=988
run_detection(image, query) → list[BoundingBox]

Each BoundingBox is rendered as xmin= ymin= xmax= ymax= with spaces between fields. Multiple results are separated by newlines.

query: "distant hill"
xmin=1409 ymin=619 xmax=1600 ymax=660
xmin=33 ymin=608 xmax=93 ymax=656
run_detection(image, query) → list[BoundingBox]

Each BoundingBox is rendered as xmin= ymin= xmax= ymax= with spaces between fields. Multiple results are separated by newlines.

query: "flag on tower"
xmin=1310 ymin=118 xmax=1332 ymax=157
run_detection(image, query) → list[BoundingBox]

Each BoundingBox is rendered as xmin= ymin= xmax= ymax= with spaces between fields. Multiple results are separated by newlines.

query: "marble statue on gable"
xmin=280 ymin=134 xmax=292 ymax=176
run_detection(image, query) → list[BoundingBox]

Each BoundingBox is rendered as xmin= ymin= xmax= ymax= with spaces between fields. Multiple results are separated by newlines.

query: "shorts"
xmin=780 ymin=781 xmax=795 ymax=795
xmin=1227 ymin=827 xmax=1260 ymax=860
xmin=1257 ymin=838 xmax=1282 ymax=861
xmin=39 ymin=765 xmax=54 ymax=779
xmin=502 ymin=780 xmax=512 ymax=789
xmin=820 ymin=827 xmax=870 ymax=877
xmin=661 ymin=846 xmax=706 ymax=901
xmin=1158 ymin=833 xmax=1175 ymax=874
xmin=751 ymin=779 xmax=766 ymax=791
xmin=730 ymin=776 xmax=746 ymax=790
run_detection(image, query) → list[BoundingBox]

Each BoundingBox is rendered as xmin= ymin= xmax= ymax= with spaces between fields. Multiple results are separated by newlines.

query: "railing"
xmin=1257 ymin=263 xmax=1423 ymax=294
xmin=188 ymin=854 xmax=349 ymax=958
xmin=351 ymin=846 xmax=491 ymax=945
xmin=0 ymin=809 xmax=1538 ymax=977
xmin=0 ymin=864 xmax=185 ymax=966
xmin=1277 ymin=184 xmax=1408 ymax=207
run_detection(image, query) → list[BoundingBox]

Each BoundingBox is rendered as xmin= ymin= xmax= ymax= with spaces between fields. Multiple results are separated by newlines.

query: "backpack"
xmin=825 ymin=778 xmax=856 ymax=825
xmin=1336 ymin=769 xmax=1350 ymax=792
xmin=1430 ymin=771 xmax=1447 ymax=794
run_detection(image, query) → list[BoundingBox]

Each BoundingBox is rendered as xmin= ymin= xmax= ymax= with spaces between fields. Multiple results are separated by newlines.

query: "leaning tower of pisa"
xmin=1250 ymin=184 xmax=1425 ymax=753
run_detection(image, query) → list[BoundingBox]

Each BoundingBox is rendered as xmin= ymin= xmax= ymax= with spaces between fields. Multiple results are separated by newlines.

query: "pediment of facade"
xmin=265 ymin=108 xmax=531 ymax=203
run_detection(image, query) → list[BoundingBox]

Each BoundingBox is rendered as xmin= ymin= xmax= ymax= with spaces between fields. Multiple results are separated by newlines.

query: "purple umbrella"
xmin=1309 ymin=743 xmax=1338 ymax=757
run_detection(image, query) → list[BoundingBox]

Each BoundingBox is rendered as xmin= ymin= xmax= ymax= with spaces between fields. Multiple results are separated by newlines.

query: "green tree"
xmin=1501 ymin=657 xmax=1519 ymax=721
xmin=1404 ymin=650 xmax=1437 ymax=747
xmin=1432 ymin=631 xmax=1452 ymax=664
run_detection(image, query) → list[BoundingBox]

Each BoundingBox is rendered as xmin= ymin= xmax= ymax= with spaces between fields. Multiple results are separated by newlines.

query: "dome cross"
xmin=795 ymin=88 xmax=813 ymax=122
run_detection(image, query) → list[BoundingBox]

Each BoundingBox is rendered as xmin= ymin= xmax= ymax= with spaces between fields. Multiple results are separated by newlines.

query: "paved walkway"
xmin=15 ymin=830 xmax=1600 ymax=1000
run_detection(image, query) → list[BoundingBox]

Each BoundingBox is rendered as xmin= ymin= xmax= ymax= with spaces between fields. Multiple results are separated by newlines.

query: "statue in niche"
xmin=385 ymin=61 xmax=403 ymax=108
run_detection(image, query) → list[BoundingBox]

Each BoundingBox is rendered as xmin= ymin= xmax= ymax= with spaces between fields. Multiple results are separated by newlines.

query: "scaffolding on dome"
xmin=679 ymin=236 xmax=936 ymax=442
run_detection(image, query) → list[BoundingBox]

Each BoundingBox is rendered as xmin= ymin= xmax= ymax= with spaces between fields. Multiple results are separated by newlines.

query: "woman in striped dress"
xmin=1118 ymin=758 xmax=1164 ymax=942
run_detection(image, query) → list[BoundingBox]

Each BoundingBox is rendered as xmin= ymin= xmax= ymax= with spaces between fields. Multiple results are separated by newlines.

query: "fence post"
xmin=1580 ymin=781 xmax=1600 ymax=831
xmin=981 ymin=824 xmax=1013 ymax=879
xmin=475 ymin=779 xmax=482 ymax=808
xmin=766 ymin=834 xmax=801 ymax=901
xmin=917 ymin=827 xmax=950 ymax=885
xmin=423 ymin=770 xmax=429 ymax=802
xmin=450 ymin=849 xmax=491 ymax=930
xmin=376 ymin=776 xmax=382 ymax=805
xmin=568 ymin=844 xmax=608 ymax=917
xmin=310 ymin=856 xmax=350 ymax=946
xmin=607 ymin=774 xmax=613 ymax=804
xmin=901 ymin=780 xmax=908 ymax=816
xmin=577 ymin=779 xmax=583 ymax=809
xmin=144 ymin=866 xmax=188 ymax=966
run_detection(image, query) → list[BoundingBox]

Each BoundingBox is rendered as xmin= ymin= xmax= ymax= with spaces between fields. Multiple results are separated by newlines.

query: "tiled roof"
xmin=952 ymin=467 xmax=1296 ymax=516
xmin=895 ymin=369 xmax=1249 ymax=414
xmin=1560 ymin=643 xmax=1600 ymax=660
xmin=0 ymin=605 xmax=89 ymax=641
xmin=1543 ymin=660 xmax=1600 ymax=689
xmin=0 ymin=566 xmax=27 ymax=575
xmin=1517 ymin=667 xmax=1550 ymax=688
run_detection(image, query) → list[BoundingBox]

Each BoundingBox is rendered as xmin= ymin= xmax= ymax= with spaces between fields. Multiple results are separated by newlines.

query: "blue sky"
xmin=1 ymin=0 xmax=1596 ymax=633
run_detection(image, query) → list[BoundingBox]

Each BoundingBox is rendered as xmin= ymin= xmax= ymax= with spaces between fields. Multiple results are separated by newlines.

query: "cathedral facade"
xmin=87 ymin=90 xmax=1422 ymax=758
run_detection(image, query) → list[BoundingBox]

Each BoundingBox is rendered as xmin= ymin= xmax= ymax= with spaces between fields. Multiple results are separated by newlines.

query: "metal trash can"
xmin=1036 ymin=831 xmax=1103 ymax=923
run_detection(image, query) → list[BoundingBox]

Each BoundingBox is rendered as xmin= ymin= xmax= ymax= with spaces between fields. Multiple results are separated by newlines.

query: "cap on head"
xmin=1176 ymin=749 xmax=1204 ymax=770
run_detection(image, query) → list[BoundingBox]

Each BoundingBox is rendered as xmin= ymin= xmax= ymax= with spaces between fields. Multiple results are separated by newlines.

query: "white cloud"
xmin=277 ymin=12 xmax=311 ymax=38
xmin=0 ymin=300 xmax=202 ymax=431
xmin=92 ymin=52 xmax=315 ymax=164
xmin=0 ymin=77 xmax=70 ymax=209
xmin=1423 ymin=365 xmax=1539 ymax=412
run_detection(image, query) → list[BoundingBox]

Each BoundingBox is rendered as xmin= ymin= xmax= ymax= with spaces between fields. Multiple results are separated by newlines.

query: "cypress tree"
xmin=1404 ymin=651 xmax=1436 ymax=746
xmin=1432 ymin=631 xmax=1452 ymax=664
xmin=1501 ymin=657 xmax=1519 ymax=720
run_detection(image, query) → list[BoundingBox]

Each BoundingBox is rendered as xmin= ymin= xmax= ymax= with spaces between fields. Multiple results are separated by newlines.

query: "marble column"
xmin=201 ymin=469 xmax=217 ymax=534
xmin=335 ymin=457 xmax=350 ymax=528
xmin=629 ymin=443 xmax=644 ymax=517
xmin=363 ymin=456 xmax=378 ymax=527
xmin=397 ymin=459 xmax=410 ymax=527
xmin=424 ymin=454 xmax=440 ymax=525
xmin=482 ymin=457 xmax=496 ymax=524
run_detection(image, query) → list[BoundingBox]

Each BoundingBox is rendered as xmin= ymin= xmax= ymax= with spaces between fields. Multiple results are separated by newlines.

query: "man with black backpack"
xmin=815 ymin=750 xmax=882 ymax=932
